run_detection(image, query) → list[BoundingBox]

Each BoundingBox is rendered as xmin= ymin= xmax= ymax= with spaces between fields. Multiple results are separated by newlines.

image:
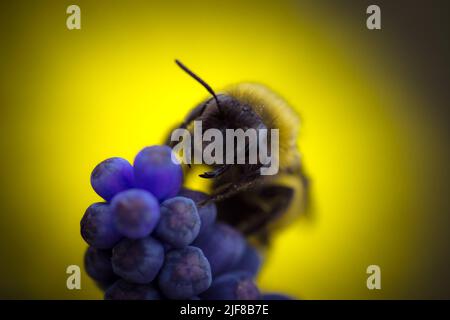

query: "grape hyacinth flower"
xmin=201 ymin=272 xmax=260 ymax=300
xmin=193 ymin=223 xmax=246 ymax=276
xmin=111 ymin=189 xmax=160 ymax=239
xmin=178 ymin=188 xmax=217 ymax=236
xmin=105 ymin=279 xmax=161 ymax=300
xmin=134 ymin=146 xmax=183 ymax=201
xmin=155 ymin=196 xmax=201 ymax=248
xmin=158 ymin=246 xmax=212 ymax=299
xmin=111 ymin=236 xmax=164 ymax=284
xmin=90 ymin=157 xmax=134 ymax=201
xmin=81 ymin=203 xmax=121 ymax=249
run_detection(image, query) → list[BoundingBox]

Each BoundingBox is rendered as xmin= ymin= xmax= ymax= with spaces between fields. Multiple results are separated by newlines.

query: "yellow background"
xmin=0 ymin=0 xmax=449 ymax=299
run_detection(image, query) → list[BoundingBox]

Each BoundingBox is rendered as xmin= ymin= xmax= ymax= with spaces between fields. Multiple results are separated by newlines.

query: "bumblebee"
xmin=166 ymin=60 xmax=309 ymax=243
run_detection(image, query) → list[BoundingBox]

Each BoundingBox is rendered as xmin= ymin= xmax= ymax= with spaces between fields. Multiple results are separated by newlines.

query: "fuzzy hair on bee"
xmin=166 ymin=60 xmax=309 ymax=244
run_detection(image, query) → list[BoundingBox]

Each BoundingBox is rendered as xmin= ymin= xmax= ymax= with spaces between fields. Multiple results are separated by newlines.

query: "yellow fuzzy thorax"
xmin=224 ymin=83 xmax=301 ymax=169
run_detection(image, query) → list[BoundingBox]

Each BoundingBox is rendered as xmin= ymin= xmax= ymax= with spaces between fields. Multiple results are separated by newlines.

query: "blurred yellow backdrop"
xmin=0 ymin=0 xmax=447 ymax=299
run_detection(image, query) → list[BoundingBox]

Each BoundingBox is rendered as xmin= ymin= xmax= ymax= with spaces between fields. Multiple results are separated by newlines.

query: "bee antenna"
xmin=175 ymin=59 xmax=223 ymax=115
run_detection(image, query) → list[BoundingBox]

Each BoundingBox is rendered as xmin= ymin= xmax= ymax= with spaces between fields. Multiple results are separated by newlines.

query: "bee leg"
xmin=199 ymin=164 xmax=229 ymax=179
xmin=198 ymin=165 xmax=264 ymax=205
xmin=208 ymin=178 xmax=260 ymax=203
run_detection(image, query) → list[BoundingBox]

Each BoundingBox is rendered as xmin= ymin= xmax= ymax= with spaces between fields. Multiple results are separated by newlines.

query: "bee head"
xmin=175 ymin=59 xmax=267 ymax=132
xmin=200 ymin=94 xmax=267 ymax=133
